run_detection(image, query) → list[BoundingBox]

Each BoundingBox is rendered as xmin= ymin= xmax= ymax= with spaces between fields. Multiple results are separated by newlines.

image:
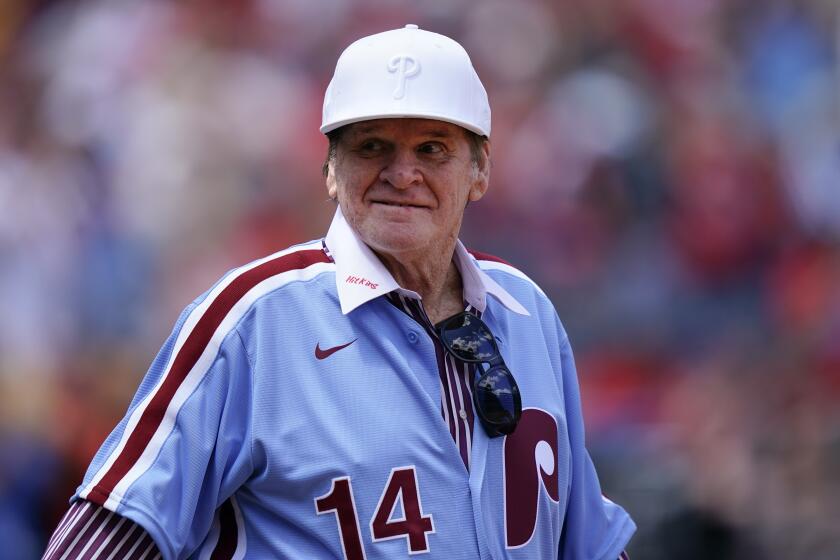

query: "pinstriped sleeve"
xmin=42 ymin=499 xmax=161 ymax=560
xmin=69 ymin=296 xmax=256 ymax=559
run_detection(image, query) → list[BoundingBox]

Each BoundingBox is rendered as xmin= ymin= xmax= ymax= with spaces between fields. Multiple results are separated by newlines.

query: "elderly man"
xmin=43 ymin=25 xmax=634 ymax=559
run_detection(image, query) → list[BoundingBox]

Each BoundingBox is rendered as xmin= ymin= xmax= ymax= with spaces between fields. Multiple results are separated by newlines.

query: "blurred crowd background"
xmin=1 ymin=0 xmax=838 ymax=558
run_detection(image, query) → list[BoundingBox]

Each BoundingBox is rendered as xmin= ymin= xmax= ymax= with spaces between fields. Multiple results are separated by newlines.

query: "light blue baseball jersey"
xmin=73 ymin=207 xmax=635 ymax=559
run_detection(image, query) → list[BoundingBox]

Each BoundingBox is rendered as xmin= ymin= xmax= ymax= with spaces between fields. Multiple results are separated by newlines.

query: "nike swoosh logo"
xmin=315 ymin=339 xmax=358 ymax=360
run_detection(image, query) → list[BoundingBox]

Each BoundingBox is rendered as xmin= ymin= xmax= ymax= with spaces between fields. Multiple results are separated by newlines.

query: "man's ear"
xmin=468 ymin=139 xmax=491 ymax=202
xmin=326 ymin=163 xmax=338 ymax=200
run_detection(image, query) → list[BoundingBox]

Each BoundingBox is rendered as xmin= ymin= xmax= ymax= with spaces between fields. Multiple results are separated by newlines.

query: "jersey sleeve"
xmin=71 ymin=301 xmax=255 ymax=560
xmin=42 ymin=500 xmax=160 ymax=559
xmin=557 ymin=327 xmax=636 ymax=560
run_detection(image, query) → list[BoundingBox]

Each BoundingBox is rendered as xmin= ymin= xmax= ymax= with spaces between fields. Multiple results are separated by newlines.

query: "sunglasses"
xmin=435 ymin=312 xmax=522 ymax=437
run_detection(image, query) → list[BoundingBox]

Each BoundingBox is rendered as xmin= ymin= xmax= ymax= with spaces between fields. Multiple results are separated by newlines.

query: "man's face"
xmin=326 ymin=118 xmax=490 ymax=260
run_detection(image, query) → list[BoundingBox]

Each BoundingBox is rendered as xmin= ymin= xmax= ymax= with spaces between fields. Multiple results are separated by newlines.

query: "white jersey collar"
xmin=324 ymin=206 xmax=529 ymax=317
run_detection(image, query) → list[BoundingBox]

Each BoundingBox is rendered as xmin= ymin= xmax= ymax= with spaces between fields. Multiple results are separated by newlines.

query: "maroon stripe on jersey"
xmin=43 ymin=500 xmax=83 ymax=556
xmin=417 ymin=298 xmax=469 ymax=465
xmin=103 ymin=516 xmax=135 ymax=555
xmin=47 ymin=501 xmax=80 ymax=548
xmin=126 ymin=533 xmax=153 ymax=560
xmin=41 ymin=501 xmax=160 ymax=560
xmin=77 ymin=509 xmax=120 ymax=559
xmin=446 ymin=354 xmax=471 ymax=467
xmin=388 ymin=294 xmax=418 ymax=326
xmin=108 ymin=522 xmax=142 ymax=559
xmin=434 ymin=342 xmax=457 ymax=441
xmin=404 ymin=297 xmax=433 ymax=336
xmin=210 ymin=499 xmax=238 ymax=560
xmin=44 ymin=502 xmax=97 ymax=558
xmin=83 ymin=515 xmax=133 ymax=559
xmin=460 ymin=308 xmax=479 ymax=441
xmin=468 ymin=250 xmax=512 ymax=266
xmin=467 ymin=307 xmax=482 ymax=424
xmin=88 ymin=249 xmax=331 ymax=505
xmin=66 ymin=508 xmax=113 ymax=558
xmin=405 ymin=298 xmax=428 ymax=329
xmin=459 ymin=361 xmax=477 ymax=446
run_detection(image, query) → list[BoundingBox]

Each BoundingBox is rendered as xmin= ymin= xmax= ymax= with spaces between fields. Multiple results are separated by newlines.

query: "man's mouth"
xmin=372 ymin=201 xmax=427 ymax=209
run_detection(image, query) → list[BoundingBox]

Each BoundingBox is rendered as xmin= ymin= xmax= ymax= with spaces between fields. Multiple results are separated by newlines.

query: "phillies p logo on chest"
xmin=503 ymin=408 xmax=560 ymax=549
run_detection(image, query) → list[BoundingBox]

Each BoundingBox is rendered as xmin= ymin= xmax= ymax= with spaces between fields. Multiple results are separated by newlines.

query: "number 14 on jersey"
xmin=315 ymin=466 xmax=435 ymax=559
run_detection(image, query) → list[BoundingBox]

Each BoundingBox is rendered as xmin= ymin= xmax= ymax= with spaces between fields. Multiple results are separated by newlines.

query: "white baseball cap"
xmin=321 ymin=24 xmax=491 ymax=137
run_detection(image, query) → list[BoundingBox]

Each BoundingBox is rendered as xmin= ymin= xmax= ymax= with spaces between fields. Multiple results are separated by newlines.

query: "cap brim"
xmin=321 ymin=111 xmax=489 ymax=137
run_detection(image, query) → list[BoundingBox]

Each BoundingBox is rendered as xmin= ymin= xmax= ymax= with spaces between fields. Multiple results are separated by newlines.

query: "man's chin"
xmin=361 ymin=231 xmax=436 ymax=259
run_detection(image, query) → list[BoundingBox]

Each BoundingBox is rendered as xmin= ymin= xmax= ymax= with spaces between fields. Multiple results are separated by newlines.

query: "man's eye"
xmin=418 ymin=143 xmax=444 ymax=154
xmin=359 ymin=140 xmax=383 ymax=152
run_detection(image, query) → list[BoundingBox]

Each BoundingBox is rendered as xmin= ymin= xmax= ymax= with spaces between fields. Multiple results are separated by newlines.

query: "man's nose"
xmin=379 ymin=149 xmax=422 ymax=189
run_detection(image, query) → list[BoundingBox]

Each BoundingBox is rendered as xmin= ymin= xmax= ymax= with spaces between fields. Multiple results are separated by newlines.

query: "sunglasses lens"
xmin=475 ymin=366 xmax=521 ymax=435
xmin=439 ymin=314 xmax=497 ymax=362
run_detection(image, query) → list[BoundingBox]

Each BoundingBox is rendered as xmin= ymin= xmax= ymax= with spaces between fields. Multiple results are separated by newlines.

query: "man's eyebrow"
xmin=352 ymin=124 xmax=381 ymax=135
xmin=422 ymin=129 xmax=455 ymax=139
xmin=406 ymin=128 xmax=452 ymax=138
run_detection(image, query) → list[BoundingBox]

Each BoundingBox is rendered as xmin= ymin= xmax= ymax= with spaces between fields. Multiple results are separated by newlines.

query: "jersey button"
xmin=407 ymin=330 xmax=420 ymax=344
xmin=459 ymin=409 xmax=468 ymax=420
